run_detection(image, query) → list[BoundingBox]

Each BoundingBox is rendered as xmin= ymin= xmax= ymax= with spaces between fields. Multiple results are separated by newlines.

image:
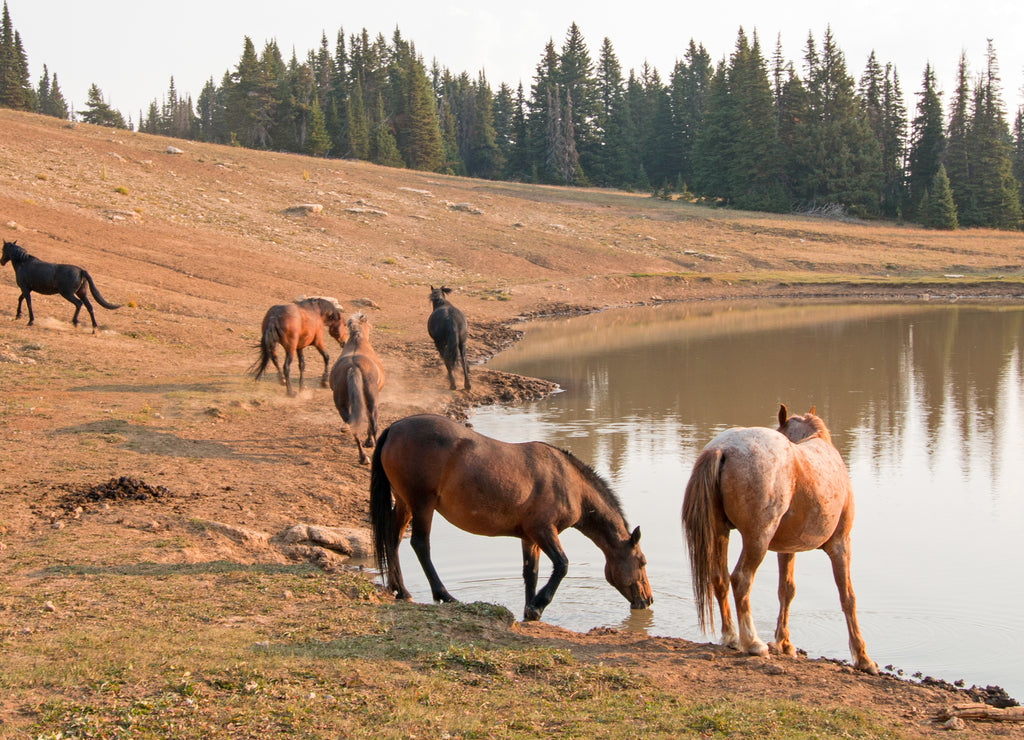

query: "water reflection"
xmin=403 ymin=301 xmax=1024 ymax=699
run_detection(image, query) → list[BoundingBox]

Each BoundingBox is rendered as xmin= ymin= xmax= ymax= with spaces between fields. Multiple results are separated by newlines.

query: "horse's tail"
xmin=682 ymin=447 xmax=725 ymax=634
xmin=370 ymin=424 xmax=396 ymax=587
xmin=346 ymin=365 xmax=367 ymax=429
xmin=248 ymin=322 xmax=281 ymax=380
xmin=83 ymin=271 xmax=120 ymax=310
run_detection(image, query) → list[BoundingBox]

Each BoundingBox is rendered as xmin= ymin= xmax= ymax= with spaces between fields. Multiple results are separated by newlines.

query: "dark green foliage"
xmin=923 ymin=164 xmax=958 ymax=229
xmin=80 ymin=83 xmax=127 ymax=128
xmin=6 ymin=10 xmax=1024 ymax=228
xmin=907 ymin=64 xmax=945 ymax=220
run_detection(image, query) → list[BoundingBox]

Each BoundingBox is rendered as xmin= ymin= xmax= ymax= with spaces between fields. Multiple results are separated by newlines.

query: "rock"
xmin=345 ymin=206 xmax=387 ymax=217
xmin=284 ymin=203 xmax=323 ymax=215
xmin=275 ymin=523 xmax=371 ymax=558
xmin=201 ymin=520 xmax=271 ymax=548
xmin=165 ymin=145 xmax=184 ymax=155
xmin=941 ymin=716 xmax=966 ymax=731
xmin=43 ymin=601 xmax=56 ymax=612
xmin=448 ymin=202 xmax=483 ymax=215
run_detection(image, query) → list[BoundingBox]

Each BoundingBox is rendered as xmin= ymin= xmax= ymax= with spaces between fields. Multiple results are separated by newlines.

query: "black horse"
xmin=427 ymin=286 xmax=470 ymax=390
xmin=1 ymin=240 xmax=120 ymax=333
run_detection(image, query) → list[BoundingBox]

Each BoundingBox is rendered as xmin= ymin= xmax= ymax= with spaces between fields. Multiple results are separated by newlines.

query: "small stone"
xmin=43 ymin=601 xmax=57 ymax=612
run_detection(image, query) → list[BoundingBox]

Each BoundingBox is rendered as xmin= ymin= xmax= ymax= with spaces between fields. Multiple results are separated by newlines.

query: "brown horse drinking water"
xmin=682 ymin=404 xmax=877 ymax=674
xmin=370 ymin=414 xmax=653 ymax=621
xmin=249 ymin=297 xmax=345 ymax=396
xmin=329 ymin=313 xmax=385 ymax=464
xmin=2 ymin=240 xmax=120 ymax=333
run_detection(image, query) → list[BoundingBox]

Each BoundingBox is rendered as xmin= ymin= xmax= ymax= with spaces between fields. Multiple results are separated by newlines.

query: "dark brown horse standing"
xmin=681 ymin=404 xmax=877 ymax=674
xmin=427 ymin=286 xmax=470 ymax=390
xmin=249 ymin=296 xmax=345 ymax=396
xmin=370 ymin=414 xmax=653 ymax=620
xmin=1 ymin=240 xmax=120 ymax=333
xmin=329 ymin=313 xmax=385 ymax=464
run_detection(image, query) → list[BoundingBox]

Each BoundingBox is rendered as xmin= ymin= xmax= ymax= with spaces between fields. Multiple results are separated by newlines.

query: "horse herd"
xmin=2 ymin=240 xmax=878 ymax=675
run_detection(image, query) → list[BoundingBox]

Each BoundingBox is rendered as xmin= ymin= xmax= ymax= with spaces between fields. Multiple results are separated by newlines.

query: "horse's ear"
xmin=629 ymin=526 xmax=641 ymax=546
xmin=778 ymin=404 xmax=788 ymax=426
xmin=443 ymin=286 xmax=452 ymax=295
xmin=808 ymin=405 xmax=816 ymax=416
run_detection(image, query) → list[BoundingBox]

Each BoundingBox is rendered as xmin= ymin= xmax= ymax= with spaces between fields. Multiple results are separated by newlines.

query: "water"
xmin=397 ymin=301 xmax=1024 ymax=698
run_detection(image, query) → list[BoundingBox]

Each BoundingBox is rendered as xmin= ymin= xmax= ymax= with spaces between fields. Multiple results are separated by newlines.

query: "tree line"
xmin=2 ymin=1 xmax=1022 ymax=229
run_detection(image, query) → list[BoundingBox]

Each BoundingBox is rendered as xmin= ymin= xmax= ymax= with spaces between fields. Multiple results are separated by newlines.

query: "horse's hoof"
xmin=523 ymin=606 xmax=542 ymax=622
xmin=857 ymin=658 xmax=880 ymax=675
xmin=746 ymin=640 xmax=770 ymax=657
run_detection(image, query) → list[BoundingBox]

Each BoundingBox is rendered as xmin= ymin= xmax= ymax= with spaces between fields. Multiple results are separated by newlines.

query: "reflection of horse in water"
xmin=249 ymin=297 xmax=345 ymax=396
xmin=329 ymin=313 xmax=384 ymax=464
xmin=682 ymin=404 xmax=877 ymax=674
xmin=427 ymin=286 xmax=470 ymax=390
xmin=1 ymin=240 xmax=120 ymax=333
xmin=370 ymin=413 xmax=653 ymax=621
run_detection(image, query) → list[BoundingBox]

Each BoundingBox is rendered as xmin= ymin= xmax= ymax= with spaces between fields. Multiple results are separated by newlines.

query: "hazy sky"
xmin=10 ymin=1 xmax=1024 ymax=125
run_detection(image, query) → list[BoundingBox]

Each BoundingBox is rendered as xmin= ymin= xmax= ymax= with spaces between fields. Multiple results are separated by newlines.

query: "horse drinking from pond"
xmin=249 ymin=297 xmax=345 ymax=397
xmin=329 ymin=313 xmax=385 ymax=464
xmin=682 ymin=404 xmax=877 ymax=674
xmin=370 ymin=413 xmax=653 ymax=621
xmin=427 ymin=286 xmax=470 ymax=390
xmin=1 ymin=240 xmax=120 ymax=333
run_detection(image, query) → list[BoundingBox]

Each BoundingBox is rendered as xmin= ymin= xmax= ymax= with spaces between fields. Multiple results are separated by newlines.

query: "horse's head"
xmin=604 ymin=526 xmax=654 ymax=610
xmin=346 ymin=312 xmax=370 ymax=339
xmin=1 ymin=240 xmax=17 ymax=265
xmin=777 ymin=404 xmax=832 ymax=445
xmin=429 ymin=285 xmax=452 ymax=307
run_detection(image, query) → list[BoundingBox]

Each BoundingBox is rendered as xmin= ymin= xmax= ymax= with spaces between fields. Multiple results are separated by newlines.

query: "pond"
xmin=398 ymin=301 xmax=1024 ymax=699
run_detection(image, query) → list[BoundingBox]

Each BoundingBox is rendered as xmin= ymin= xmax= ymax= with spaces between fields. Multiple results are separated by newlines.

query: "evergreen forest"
xmin=2 ymin=2 xmax=1023 ymax=230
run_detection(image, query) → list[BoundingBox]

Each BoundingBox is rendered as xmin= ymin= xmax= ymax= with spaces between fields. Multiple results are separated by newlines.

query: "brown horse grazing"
xmin=681 ymin=404 xmax=877 ymax=674
xmin=2 ymin=240 xmax=120 ymax=333
xmin=370 ymin=414 xmax=653 ymax=621
xmin=329 ymin=313 xmax=385 ymax=464
xmin=249 ymin=297 xmax=345 ymax=396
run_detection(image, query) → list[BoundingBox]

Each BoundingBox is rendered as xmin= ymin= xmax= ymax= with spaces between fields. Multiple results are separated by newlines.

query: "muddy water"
xmin=400 ymin=301 xmax=1024 ymax=698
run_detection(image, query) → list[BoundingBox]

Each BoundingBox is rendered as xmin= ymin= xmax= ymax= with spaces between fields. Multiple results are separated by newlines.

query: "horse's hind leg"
xmin=76 ymin=288 xmax=99 ymax=332
xmin=773 ymin=552 xmax=797 ymax=656
xmin=295 ymin=348 xmax=307 ymax=391
xmin=824 ymin=535 xmax=878 ymax=674
xmin=386 ymin=498 xmax=414 ymax=600
xmin=17 ymin=293 xmax=32 ymax=324
xmin=712 ymin=529 xmax=738 ymax=649
xmin=408 ymin=506 xmax=456 ymax=603
xmin=459 ymin=345 xmax=471 ymax=390
xmin=282 ymin=350 xmax=296 ymax=396
xmin=730 ymin=537 xmax=770 ymax=656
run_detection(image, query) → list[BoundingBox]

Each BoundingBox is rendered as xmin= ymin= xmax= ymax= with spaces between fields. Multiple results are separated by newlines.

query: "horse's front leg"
xmin=408 ymin=508 xmax=456 ymax=604
xmin=523 ymin=531 xmax=568 ymax=621
xmin=521 ymin=541 xmax=541 ymax=605
xmin=315 ymin=342 xmax=331 ymax=388
xmin=773 ymin=552 xmax=797 ymax=656
xmin=823 ymin=534 xmax=878 ymax=674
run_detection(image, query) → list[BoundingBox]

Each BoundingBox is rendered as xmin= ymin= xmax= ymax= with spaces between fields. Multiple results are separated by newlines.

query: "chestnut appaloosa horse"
xmin=249 ymin=297 xmax=345 ymax=396
xmin=682 ymin=404 xmax=877 ymax=674
xmin=329 ymin=313 xmax=385 ymax=464
xmin=370 ymin=413 xmax=653 ymax=621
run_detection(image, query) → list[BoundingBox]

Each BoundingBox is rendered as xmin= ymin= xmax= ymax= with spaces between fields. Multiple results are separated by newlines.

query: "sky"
xmin=9 ymin=1 xmax=1024 ymax=126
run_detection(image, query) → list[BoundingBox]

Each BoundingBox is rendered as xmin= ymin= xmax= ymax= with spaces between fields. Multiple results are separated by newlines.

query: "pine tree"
xmin=80 ymin=83 xmax=127 ymax=128
xmin=526 ymin=40 xmax=560 ymax=182
xmin=557 ymin=23 xmax=597 ymax=184
xmin=1013 ymin=106 xmax=1024 ymax=214
xmin=347 ymin=75 xmax=369 ymax=159
xmin=0 ymin=3 xmax=31 ymax=110
xmin=306 ymin=95 xmax=330 ymax=156
xmin=36 ymin=65 xmax=68 ymax=119
xmin=907 ymin=64 xmax=945 ymax=221
xmin=944 ymin=53 xmax=974 ymax=223
xmin=670 ymin=40 xmax=712 ymax=190
xmin=369 ymin=91 xmax=404 ymax=167
xmin=924 ymin=164 xmax=958 ymax=229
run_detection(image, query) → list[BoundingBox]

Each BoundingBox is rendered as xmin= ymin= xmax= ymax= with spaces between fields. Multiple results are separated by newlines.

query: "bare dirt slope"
xmin=2 ymin=109 xmax=1023 ymax=736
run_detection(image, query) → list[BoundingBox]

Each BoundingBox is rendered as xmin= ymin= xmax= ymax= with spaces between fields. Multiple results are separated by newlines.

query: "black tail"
xmin=369 ymin=424 xmax=396 ymax=586
xmin=248 ymin=323 xmax=281 ymax=380
xmin=84 ymin=271 xmax=120 ymax=310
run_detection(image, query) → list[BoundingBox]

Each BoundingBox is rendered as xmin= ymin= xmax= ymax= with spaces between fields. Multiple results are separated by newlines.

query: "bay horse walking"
xmin=370 ymin=414 xmax=653 ymax=620
xmin=249 ymin=297 xmax=345 ymax=396
xmin=681 ymin=404 xmax=877 ymax=674
xmin=329 ymin=313 xmax=385 ymax=464
xmin=1 ymin=240 xmax=120 ymax=333
xmin=427 ymin=286 xmax=470 ymax=390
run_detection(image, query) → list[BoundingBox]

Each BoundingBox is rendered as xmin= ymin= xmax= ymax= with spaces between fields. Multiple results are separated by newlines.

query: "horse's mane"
xmin=790 ymin=414 xmax=832 ymax=444
xmin=2 ymin=241 xmax=32 ymax=264
xmin=552 ymin=445 xmax=628 ymax=524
